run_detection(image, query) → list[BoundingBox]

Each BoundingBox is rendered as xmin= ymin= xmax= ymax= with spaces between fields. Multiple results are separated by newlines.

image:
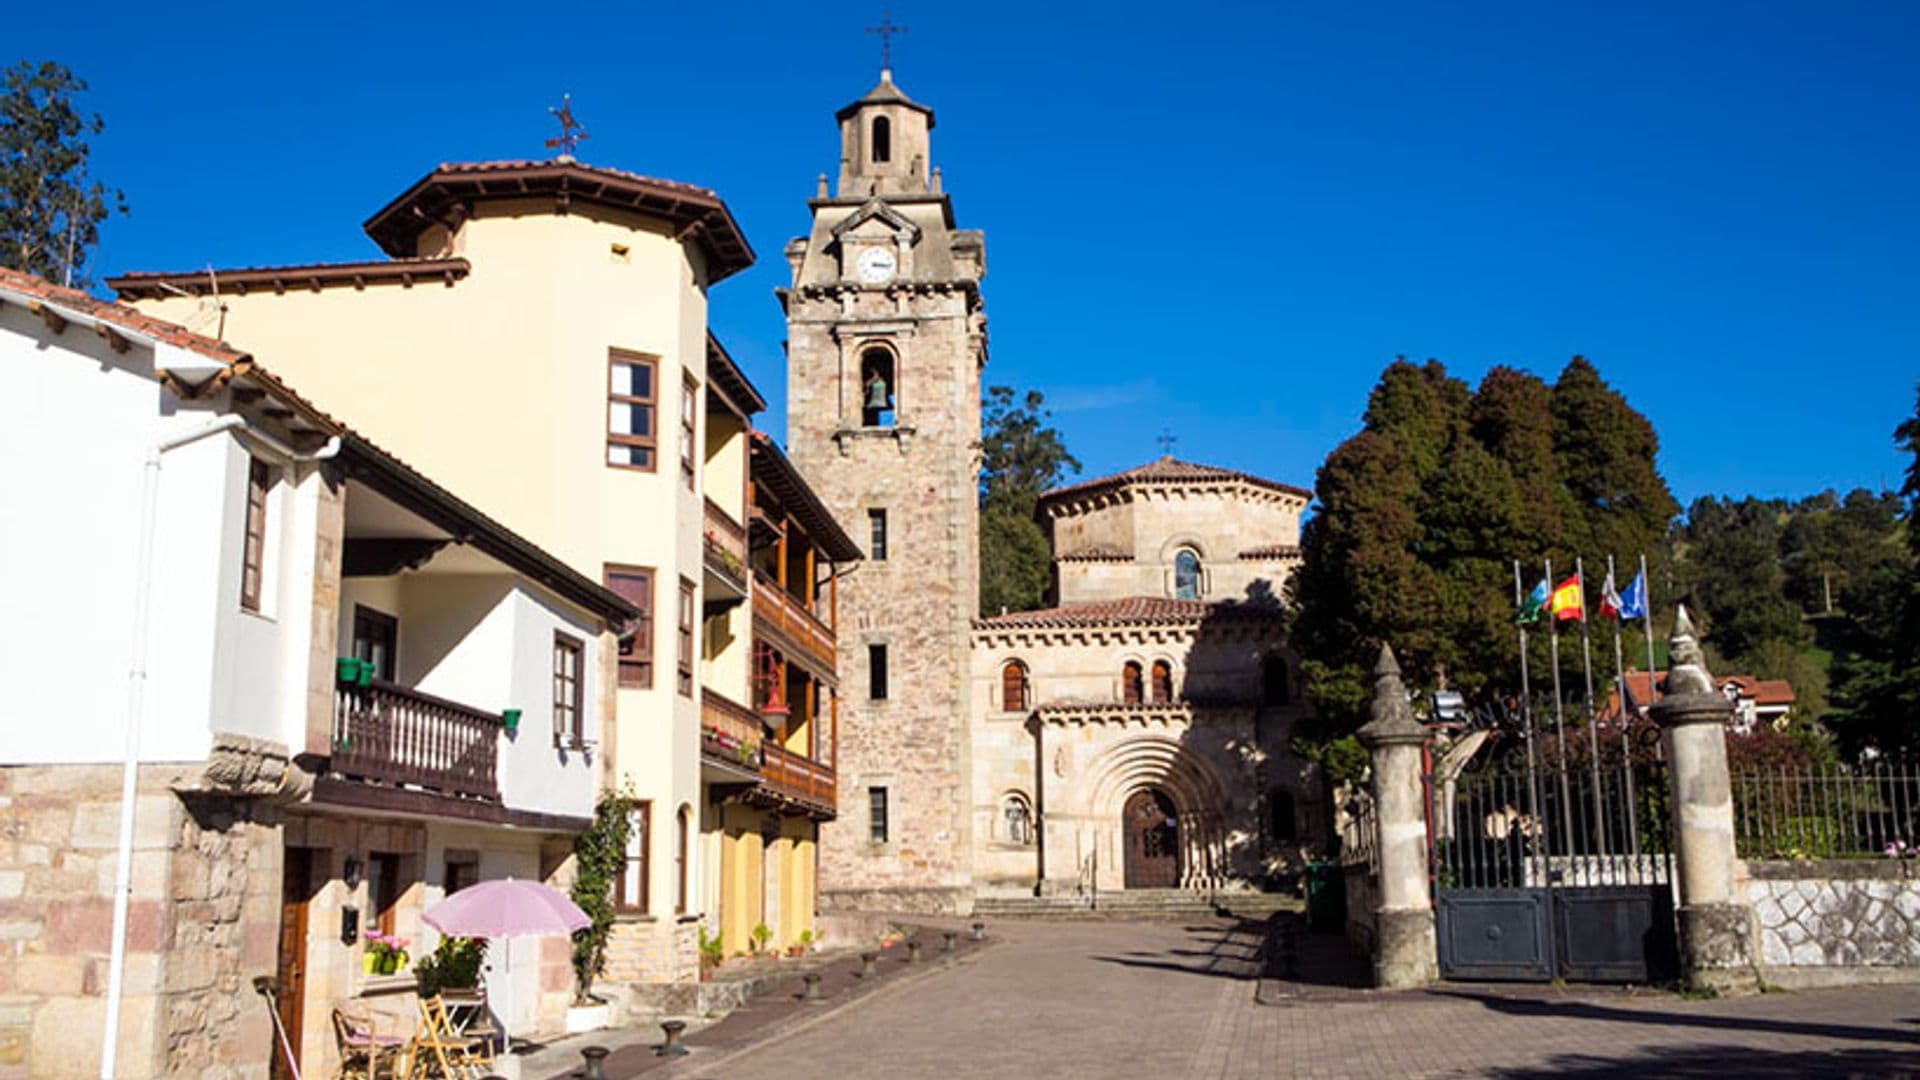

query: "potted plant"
xmin=568 ymin=789 xmax=636 ymax=1033
xmin=796 ymin=928 xmax=815 ymax=955
xmin=363 ymin=931 xmax=410 ymax=976
xmin=698 ymin=928 xmax=724 ymax=982
xmin=414 ymin=935 xmax=486 ymax=998
xmin=751 ymin=922 xmax=773 ymax=959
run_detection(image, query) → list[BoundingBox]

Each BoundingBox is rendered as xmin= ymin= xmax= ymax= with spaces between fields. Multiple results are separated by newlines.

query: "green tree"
xmin=1291 ymin=355 xmax=1677 ymax=742
xmin=1677 ymin=496 xmax=1806 ymax=660
xmin=0 ymin=61 xmax=125 ymax=287
xmin=978 ymin=386 xmax=1079 ymax=617
xmin=569 ymin=790 xmax=635 ymax=1004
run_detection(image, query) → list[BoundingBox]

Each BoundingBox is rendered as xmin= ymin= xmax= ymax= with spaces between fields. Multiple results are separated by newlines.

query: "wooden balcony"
xmin=330 ymin=679 xmax=501 ymax=802
xmin=701 ymin=690 xmax=763 ymax=772
xmin=756 ymin=742 xmax=837 ymax=819
xmin=751 ymin=569 xmax=836 ymax=674
xmin=704 ymin=498 xmax=748 ymax=593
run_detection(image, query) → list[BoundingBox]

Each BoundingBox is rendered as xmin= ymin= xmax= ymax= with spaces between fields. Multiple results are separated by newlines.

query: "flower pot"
xmin=363 ymin=951 xmax=379 ymax=975
xmin=564 ymin=1002 xmax=611 ymax=1034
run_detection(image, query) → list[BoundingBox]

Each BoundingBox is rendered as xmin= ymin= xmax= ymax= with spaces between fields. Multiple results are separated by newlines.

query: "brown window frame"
xmin=605 ymin=566 xmax=654 ymax=689
xmin=607 ymin=351 xmax=659 ymax=472
xmin=241 ymin=457 xmax=270 ymax=611
xmin=351 ymin=605 xmax=399 ymax=682
xmin=1000 ymin=661 xmax=1028 ymax=713
xmin=368 ymin=852 xmax=403 ymax=936
xmin=867 ymin=508 xmax=888 ymax=561
xmin=674 ymin=806 xmax=690 ymax=915
xmin=615 ymin=802 xmax=651 ymax=914
xmin=680 ymin=373 xmax=698 ymax=490
xmin=553 ymin=632 xmax=584 ymax=748
xmin=868 ymin=786 xmax=889 ymax=844
xmin=677 ymin=577 xmax=696 ymax=697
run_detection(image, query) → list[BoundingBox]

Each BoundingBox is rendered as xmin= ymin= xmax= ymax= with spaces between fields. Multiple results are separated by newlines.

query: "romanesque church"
xmin=783 ymin=68 xmax=1320 ymax=913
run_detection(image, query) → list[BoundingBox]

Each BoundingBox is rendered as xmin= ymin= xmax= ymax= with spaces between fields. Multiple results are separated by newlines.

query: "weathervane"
xmin=545 ymin=94 xmax=588 ymax=159
xmin=866 ymin=11 xmax=907 ymax=71
xmin=1157 ymin=429 xmax=1177 ymax=457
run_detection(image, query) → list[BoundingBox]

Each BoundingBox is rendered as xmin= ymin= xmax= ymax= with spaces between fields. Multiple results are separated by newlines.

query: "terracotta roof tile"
xmin=1040 ymin=456 xmax=1312 ymax=506
xmin=0 ymin=266 xmax=247 ymax=365
xmin=108 ymin=257 xmax=470 ymax=299
xmin=975 ymin=595 xmax=1279 ymax=629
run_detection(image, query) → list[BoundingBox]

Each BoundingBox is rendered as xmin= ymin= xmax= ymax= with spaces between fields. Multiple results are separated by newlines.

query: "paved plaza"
xmin=657 ymin=916 xmax=1920 ymax=1080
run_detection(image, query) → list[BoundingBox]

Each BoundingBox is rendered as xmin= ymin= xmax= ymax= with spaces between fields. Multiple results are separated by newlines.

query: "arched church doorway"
xmin=1123 ymin=788 xmax=1180 ymax=888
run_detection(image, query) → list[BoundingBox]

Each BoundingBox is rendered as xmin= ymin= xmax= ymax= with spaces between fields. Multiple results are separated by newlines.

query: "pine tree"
xmin=1550 ymin=356 xmax=1678 ymax=564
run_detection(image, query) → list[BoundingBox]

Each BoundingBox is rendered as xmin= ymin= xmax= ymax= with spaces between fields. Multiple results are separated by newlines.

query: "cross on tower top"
xmin=545 ymin=94 xmax=589 ymax=159
xmin=1156 ymin=429 xmax=1178 ymax=458
xmin=866 ymin=11 xmax=907 ymax=73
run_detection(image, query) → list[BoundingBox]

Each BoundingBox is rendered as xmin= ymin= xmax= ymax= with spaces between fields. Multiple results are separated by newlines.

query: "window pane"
xmin=611 ymin=361 xmax=653 ymax=399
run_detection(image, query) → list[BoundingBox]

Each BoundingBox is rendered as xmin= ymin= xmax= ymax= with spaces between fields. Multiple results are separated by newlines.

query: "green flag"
xmin=1516 ymin=576 xmax=1549 ymax=626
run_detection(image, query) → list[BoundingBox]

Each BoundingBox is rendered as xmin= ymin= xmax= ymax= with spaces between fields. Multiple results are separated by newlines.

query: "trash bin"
xmin=1305 ymin=861 xmax=1346 ymax=932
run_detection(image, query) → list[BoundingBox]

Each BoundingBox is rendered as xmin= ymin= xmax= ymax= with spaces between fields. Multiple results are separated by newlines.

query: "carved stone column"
xmin=1652 ymin=606 xmax=1761 ymax=994
xmin=1356 ymin=645 xmax=1438 ymax=988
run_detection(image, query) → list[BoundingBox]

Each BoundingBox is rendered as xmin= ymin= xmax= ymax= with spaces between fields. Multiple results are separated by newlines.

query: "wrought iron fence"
xmin=1732 ymin=764 xmax=1920 ymax=859
xmin=1431 ymin=758 xmax=1671 ymax=890
xmin=1337 ymin=791 xmax=1378 ymax=873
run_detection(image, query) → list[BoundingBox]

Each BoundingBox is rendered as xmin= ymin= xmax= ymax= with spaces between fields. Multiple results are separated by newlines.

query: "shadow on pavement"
xmin=1089 ymin=915 xmax=1271 ymax=981
xmin=1481 ymin=1042 xmax=1920 ymax=1078
xmin=1435 ymin=988 xmax=1920 ymax=1048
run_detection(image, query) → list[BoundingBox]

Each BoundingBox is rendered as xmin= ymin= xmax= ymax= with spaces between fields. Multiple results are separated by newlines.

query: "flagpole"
xmin=1608 ymin=554 xmax=1640 ymax=852
xmin=1576 ymin=557 xmax=1606 ymax=855
xmin=1514 ymin=560 xmax=1543 ymax=888
xmin=1546 ymin=558 xmax=1574 ymax=848
xmin=1640 ymin=553 xmax=1659 ymax=711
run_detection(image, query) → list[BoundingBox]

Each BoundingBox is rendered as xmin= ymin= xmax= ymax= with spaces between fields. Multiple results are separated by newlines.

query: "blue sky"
xmin=16 ymin=1 xmax=1918 ymax=504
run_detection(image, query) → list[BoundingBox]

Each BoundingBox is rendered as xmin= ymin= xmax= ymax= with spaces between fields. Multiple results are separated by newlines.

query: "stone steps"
xmin=972 ymin=890 xmax=1303 ymax=920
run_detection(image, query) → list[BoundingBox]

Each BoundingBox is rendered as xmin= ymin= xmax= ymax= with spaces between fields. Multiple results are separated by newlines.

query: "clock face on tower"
xmin=855 ymin=246 xmax=898 ymax=285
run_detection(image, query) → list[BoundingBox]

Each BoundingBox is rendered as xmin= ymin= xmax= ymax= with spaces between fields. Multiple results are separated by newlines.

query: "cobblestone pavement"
xmin=672 ymin=916 xmax=1920 ymax=1079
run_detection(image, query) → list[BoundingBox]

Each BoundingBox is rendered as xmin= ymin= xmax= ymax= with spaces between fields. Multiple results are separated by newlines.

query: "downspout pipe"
xmin=100 ymin=414 xmax=339 ymax=1080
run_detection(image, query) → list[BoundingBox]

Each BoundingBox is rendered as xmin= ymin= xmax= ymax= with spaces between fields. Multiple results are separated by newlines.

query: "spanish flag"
xmin=1549 ymin=574 xmax=1584 ymax=622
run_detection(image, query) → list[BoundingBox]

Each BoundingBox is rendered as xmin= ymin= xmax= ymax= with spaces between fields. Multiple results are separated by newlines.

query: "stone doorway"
xmin=1123 ymin=788 xmax=1180 ymax=888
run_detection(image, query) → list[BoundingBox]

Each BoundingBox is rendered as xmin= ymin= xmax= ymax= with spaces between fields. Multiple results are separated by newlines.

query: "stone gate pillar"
xmin=1356 ymin=645 xmax=1438 ymax=989
xmin=1652 ymin=606 xmax=1761 ymax=994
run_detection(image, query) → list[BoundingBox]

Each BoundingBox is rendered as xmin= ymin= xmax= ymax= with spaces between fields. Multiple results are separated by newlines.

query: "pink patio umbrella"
xmin=422 ymin=878 xmax=589 ymax=1051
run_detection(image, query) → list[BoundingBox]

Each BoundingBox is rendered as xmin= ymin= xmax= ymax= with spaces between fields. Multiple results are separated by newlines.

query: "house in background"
xmin=0 ymin=269 xmax=628 ymax=1077
xmin=1614 ymin=670 xmax=1797 ymax=734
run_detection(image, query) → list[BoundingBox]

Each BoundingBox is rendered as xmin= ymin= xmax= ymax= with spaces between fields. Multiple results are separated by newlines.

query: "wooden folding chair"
xmin=331 ymin=1006 xmax=405 ymax=1079
xmin=408 ymin=995 xmax=486 ymax=1079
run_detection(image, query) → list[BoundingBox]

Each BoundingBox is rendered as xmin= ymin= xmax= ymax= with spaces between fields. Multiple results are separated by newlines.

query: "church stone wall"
xmin=1051 ymin=487 xmax=1303 ymax=606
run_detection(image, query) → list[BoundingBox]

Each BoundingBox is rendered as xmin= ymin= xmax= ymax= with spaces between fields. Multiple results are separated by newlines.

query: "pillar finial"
xmin=1358 ymin=643 xmax=1424 ymax=747
xmin=1665 ymin=603 xmax=1715 ymax=697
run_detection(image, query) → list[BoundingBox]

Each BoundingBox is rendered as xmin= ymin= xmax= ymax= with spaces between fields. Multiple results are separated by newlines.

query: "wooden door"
xmin=272 ymin=847 xmax=315 ymax=1080
xmin=1123 ymin=789 xmax=1180 ymax=889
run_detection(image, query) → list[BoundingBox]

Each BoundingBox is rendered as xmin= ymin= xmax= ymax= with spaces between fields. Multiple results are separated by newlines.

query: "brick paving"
xmin=637 ymin=915 xmax=1920 ymax=1079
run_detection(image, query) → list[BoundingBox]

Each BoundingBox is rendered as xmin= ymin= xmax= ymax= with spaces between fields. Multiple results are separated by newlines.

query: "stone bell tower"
xmin=782 ymin=67 xmax=984 ymax=913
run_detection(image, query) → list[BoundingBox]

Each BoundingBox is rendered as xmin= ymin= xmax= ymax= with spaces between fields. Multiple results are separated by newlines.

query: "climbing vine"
xmin=570 ymin=787 xmax=636 ymax=1004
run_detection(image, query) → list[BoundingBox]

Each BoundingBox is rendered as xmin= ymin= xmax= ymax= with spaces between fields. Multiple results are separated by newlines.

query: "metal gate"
xmin=1429 ymin=727 xmax=1678 ymax=983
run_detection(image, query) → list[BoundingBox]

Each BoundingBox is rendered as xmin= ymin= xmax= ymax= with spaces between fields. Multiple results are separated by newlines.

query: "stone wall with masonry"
xmin=1743 ymin=859 xmax=1920 ymax=986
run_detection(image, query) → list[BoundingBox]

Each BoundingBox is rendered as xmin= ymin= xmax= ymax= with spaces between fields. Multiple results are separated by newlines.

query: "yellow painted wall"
xmin=133 ymin=198 xmax=712 ymax=924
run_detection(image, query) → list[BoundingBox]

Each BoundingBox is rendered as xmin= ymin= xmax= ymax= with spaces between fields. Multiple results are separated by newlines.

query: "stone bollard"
xmin=657 ymin=1020 xmax=688 ymax=1058
xmin=580 ymin=1045 xmax=611 ymax=1078
xmin=859 ymin=950 xmax=878 ymax=977
xmin=1355 ymin=644 xmax=1439 ymax=989
xmin=970 ymin=921 xmax=986 ymax=941
xmin=906 ymin=938 xmax=922 ymax=963
xmin=802 ymin=971 xmax=823 ymax=1001
xmin=942 ymin=930 xmax=958 ymax=953
xmin=1654 ymin=607 xmax=1762 ymax=995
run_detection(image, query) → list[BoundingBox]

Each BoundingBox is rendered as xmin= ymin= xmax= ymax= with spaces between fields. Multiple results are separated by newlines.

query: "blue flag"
xmin=1619 ymin=570 xmax=1648 ymax=621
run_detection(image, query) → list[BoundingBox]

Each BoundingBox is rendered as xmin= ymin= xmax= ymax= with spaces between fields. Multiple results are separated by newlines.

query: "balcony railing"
xmin=701 ymin=690 xmax=763 ymax=769
xmin=704 ymin=499 xmax=748 ymax=589
xmin=761 ymin=742 xmax=837 ymax=816
xmin=751 ymin=569 xmax=835 ymax=671
xmin=331 ymin=679 xmax=501 ymax=802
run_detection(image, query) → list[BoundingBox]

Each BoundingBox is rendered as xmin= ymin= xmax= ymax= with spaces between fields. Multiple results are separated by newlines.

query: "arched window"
xmin=1150 ymin=660 xmax=1174 ymax=704
xmin=1262 ymin=656 xmax=1291 ymax=706
xmin=871 ymin=116 xmax=892 ymax=163
xmin=1000 ymin=660 xmax=1029 ymax=712
xmin=1173 ymin=549 xmax=1202 ymax=600
xmin=860 ymin=347 xmax=895 ymax=427
xmin=1121 ymin=661 xmax=1143 ymax=705
xmin=1001 ymin=793 xmax=1034 ymax=845
xmin=674 ymin=805 xmax=690 ymax=915
xmin=1269 ymin=789 xmax=1297 ymax=842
